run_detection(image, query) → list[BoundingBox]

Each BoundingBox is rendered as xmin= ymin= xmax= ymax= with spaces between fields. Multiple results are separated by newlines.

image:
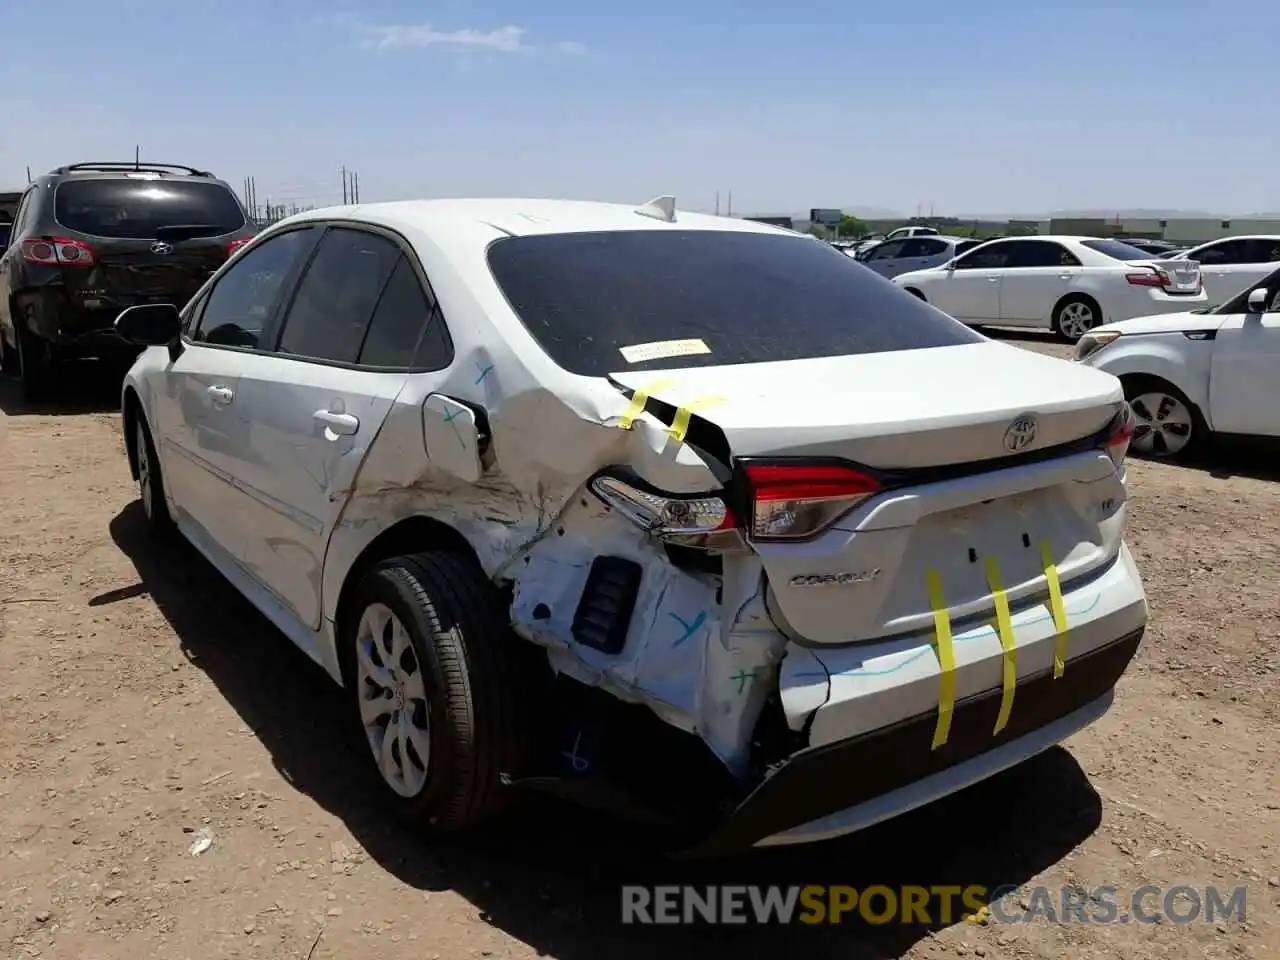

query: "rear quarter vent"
xmin=571 ymin=556 xmax=644 ymax=655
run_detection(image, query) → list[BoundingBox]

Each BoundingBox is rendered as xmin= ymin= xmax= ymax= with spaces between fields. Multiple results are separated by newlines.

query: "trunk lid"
xmin=609 ymin=341 xmax=1129 ymax=645
xmin=1137 ymin=257 xmax=1202 ymax=295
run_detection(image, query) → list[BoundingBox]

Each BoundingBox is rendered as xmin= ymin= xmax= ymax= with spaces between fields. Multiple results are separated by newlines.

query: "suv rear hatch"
xmin=610 ymin=342 xmax=1132 ymax=645
xmin=47 ymin=174 xmax=250 ymax=314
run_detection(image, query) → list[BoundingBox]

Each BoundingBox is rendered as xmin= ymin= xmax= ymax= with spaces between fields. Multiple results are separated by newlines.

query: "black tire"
xmin=16 ymin=319 xmax=58 ymax=404
xmin=134 ymin=415 xmax=175 ymax=538
xmin=342 ymin=551 xmax=531 ymax=833
xmin=1051 ymin=294 xmax=1102 ymax=343
xmin=1121 ymin=375 xmax=1206 ymax=461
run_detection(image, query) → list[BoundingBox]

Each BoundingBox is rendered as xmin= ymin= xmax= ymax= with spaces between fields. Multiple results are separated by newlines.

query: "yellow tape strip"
xmin=1040 ymin=540 xmax=1069 ymax=679
xmin=984 ymin=558 xmax=1017 ymax=736
xmin=617 ymin=378 xmax=676 ymax=430
xmin=666 ymin=395 xmax=726 ymax=443
xmin=926 ymin=570 xmax=956 ymax=750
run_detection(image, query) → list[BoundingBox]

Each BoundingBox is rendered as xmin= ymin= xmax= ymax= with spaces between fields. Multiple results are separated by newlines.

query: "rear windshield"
xmin=54 ymin=178 xmax=246 ymax=239
xmin=1081 ymin=238 xmax=1157 ymax=261
xmin=485 ymin=230 xmax=985 ymax=377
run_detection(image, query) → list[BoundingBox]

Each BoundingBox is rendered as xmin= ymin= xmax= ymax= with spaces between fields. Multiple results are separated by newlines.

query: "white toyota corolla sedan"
xmin=115 ymin=196 xmax=1149 ymax=856
xmin=892 ymin=235 xmax=1205 ymax=342
xmin=1075 ymin=263 xmax=1280 ymax=459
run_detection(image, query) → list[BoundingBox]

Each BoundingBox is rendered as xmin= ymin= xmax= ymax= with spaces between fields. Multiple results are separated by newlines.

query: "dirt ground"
xmin=1 ymin=332 xmax=1277 ymax=960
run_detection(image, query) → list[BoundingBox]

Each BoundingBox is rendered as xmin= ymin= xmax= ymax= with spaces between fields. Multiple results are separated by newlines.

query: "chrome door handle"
xmin=313 ymin=409 xmax=359 ymax=436
xmin=987 ymin=277 xmax=1000 ymax=282
xmin=1058 ymin=274 xmax=1072 ymax=280
xmin=207 ymin=385 xmax=234 ymax=404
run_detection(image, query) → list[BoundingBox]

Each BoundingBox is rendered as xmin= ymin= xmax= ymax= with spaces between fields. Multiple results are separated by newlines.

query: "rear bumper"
xmin=679 ymin=625 xmax=1142 ymax=858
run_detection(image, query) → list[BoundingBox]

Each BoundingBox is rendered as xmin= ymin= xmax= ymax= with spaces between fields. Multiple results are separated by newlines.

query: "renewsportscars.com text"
xmin=620 ymin=884 xmax=1248 ymax=926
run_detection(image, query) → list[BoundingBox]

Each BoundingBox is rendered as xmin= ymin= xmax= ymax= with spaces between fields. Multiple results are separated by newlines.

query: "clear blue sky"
xmin=2 ymin=0 xmax=1276 ymax=216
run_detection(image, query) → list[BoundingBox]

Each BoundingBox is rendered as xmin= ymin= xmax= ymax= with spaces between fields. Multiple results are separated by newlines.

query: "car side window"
xmin=953 ymin=241 xmax=1011 ymax=269
xmin=953 ymin=240 xmax=981 ymax=257
xmin=1190 ymin=239 xmax=1246 ymax=265
xmin=1003 ymin=240 xmax=1081 ymax=268
xmin=193 ymin=228 xmax=318 ymax=349
xmin=358 ymin=255 xmax=454 ymax=370
xmin=1241 ymin=238 xmax=1280 ymax=263
xmin=867 ymin=240 xmax=907 ymax=260
xmin=275 ymin=227 xmax=402 ymax=365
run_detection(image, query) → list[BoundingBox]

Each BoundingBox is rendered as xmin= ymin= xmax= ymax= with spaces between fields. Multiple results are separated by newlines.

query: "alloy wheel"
xmin=355 ymin=602 xmax=432 ymax=798
xmin=136 ymin=423 xmax=154 ymax=521
xmin=1129 ymin=391 xmax=1194 ymax=457
xmin=1058 ymin=301 xmax=1096 ymax=340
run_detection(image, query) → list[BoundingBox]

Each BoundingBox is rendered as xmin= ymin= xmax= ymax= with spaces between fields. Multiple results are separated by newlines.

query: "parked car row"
xmin=0 ymin=161 xmax=258 ymax=400
xmin=885 ymin=236 xmax=1204 ymax=341
xmin=107 ymin=195 xmax=1150 ymax=857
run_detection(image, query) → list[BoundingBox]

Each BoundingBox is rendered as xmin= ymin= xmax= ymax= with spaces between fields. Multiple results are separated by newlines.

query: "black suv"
xmin=0 ymin=162 xmax=256 ymax=400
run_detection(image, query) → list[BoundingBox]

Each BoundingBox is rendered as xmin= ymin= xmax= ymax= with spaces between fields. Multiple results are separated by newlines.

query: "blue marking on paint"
xmin=669 ymin=610 xmax=708 ymax=648
xmin=560 ymin=731 xmax=590 ymax=772
xmin=791 ymin=593 xmax=1103 ymax=680
xmin=442 ymin=407 xmax=467 ymax=447
xmin=474 ymin=362 xmax=494 ymax=385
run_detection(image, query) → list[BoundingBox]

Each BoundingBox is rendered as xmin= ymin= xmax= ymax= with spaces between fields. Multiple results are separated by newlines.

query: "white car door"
xmin=229 ymin=225 xmax=453 ymax=630
xmin=924 ymin=240 xmax=1009 ymax=321
xmin=155 ymin=226 xmax=322 ymax=558
xmin=1207 ymin=283 xmax=1280 ymax=437
xmin=995 ymin=239 xmax=1082 ymax=328
xmin=859 ymin=239 xmax=909 ymax=277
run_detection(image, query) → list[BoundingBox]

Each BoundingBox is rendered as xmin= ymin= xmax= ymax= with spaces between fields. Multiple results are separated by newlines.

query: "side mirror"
xmin=115 ymin=303 xmax=182 ymax=346
xmin=1247 ymin=287 xmax=1268 ymax=313
xmin=946 ymin=260 xmax=958 ymax=272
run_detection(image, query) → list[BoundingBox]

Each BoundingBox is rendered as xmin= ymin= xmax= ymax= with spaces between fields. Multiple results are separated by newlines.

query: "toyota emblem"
xmin=150 ymin=241 xmax=173 ymax=255
xmin=1003 ymin=414 xmax=1038 ymax=453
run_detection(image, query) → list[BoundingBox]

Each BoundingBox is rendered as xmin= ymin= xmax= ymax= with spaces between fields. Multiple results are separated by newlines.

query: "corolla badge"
xmin=150 ymin=241 xmax=173 ymax=255
xmin=789 ymin=570 xmax=881 ymax=587
xmin=1002 ymin=413 xmax=1038 ymax=452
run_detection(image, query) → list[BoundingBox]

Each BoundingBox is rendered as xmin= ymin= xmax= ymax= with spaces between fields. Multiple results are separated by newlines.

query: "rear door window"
xmin=53 ymin=178 xmax=247 ymax=240
xmin=866 ymin=240 xmax=907 ymax=260
xmin=1080 ymin=238 xmax=1159 ymax=262
xmin=485 ymin=229 xmax=984 ymax=378
xmin=1188 ymin=239 xmax=1249 ymax=265
xmin=900 ymin=237 xmax=949 ymax=257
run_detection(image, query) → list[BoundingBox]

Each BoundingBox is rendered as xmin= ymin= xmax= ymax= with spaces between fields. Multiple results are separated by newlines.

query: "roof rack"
xmin=49 ymin=162 xmax=214 ymax=178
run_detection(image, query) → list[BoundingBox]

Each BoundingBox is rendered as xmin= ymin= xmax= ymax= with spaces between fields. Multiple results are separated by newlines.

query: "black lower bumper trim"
xmin=679 ymin=627 xmax=1144 ymax=859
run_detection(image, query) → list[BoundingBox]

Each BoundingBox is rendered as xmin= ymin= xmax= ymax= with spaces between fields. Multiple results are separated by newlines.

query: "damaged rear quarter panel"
xmin=318 ymin=216 xmax=793 ymax=778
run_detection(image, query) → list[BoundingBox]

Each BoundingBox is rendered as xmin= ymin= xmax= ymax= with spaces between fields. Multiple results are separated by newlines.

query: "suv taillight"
xmin=21 ymin=237 xmax=96 ymax=267
xmin=227 ymin=238 xmax=252 ymax=257
xmin=743 ymin=461 xmax=881 ymax=541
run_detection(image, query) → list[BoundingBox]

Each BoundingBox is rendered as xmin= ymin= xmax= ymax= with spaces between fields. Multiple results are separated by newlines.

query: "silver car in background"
xmin=854 ymin=235 xmax=986 ymax=279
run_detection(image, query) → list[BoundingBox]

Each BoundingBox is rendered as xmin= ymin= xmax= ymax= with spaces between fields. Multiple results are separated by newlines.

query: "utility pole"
xmin=353 ymin=171 xmax=360 ymax=203
xmin=727 ymin=190 xmax=732 ymax=217
xmin=135 ymin=145 xmax=140 ymax=169
xmin=715 ymin=191 xmax=720 ymax=216
xmin=342 ymin=166 xmax=348 ymax=205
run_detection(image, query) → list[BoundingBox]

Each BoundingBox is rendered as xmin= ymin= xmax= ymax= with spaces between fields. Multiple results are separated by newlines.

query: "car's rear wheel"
xmin=135 ymin=417 xmax=175 ymax=537
xmin=16 ymin=321 xmax=57 ymax=403
xmin=343 ymin=552 xmax=530 ymax=832
xmin=1123 ymin=378 xmax=1203 ymax=460
xmin=1052 ymin=295 xmax=1100 ymax=342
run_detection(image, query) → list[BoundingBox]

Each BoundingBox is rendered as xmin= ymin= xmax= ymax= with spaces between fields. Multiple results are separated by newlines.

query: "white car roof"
xmin=270 ymin=197 xmax=799 ymax=242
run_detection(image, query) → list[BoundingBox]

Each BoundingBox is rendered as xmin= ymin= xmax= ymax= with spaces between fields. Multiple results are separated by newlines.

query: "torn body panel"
xmin=318 ymin=346 xmax=773 ymax=772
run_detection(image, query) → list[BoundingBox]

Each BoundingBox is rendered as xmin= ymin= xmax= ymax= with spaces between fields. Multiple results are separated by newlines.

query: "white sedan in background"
xmin=892 ymin=236 xmax=1205 ymax=342
xmin=1074 ymin=264 xmax=1280 ymax=458
xmin=1171 ymin=234 xmax=1280 ymax=306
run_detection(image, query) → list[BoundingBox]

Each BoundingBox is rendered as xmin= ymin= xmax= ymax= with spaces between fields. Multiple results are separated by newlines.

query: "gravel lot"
xmin=1 ymin=332 xmax=1277 ymax=960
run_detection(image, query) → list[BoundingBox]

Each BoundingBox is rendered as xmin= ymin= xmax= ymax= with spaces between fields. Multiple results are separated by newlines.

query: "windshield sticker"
xmin=618 ymin=338 xmax=711 ymax=364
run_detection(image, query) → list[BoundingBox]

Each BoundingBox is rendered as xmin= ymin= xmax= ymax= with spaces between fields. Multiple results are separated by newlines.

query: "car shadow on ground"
xmin=0 ymin=362 xmax=123 ymax=416
xmin=1163 ymin=436 xmax=1280 ymax=484
xmin=105 ymin=502 xmax=1104 ymax=959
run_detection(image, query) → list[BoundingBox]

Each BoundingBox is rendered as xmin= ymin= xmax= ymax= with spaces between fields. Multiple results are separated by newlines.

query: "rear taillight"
xmin=588 ymin=473 xmax=741 ymax=550
xmin=227 ymin=238 xmax=252 ymax=257
xmin=1125 ymin=269 xmax=1169 ymax=288
xmin=743 ymin=461 xmax=880 ymax=541
xmin=1105 ymin=403 xmax=1136 ymax=467
xmin=21 ymin=237 xmax=96 ymax=267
